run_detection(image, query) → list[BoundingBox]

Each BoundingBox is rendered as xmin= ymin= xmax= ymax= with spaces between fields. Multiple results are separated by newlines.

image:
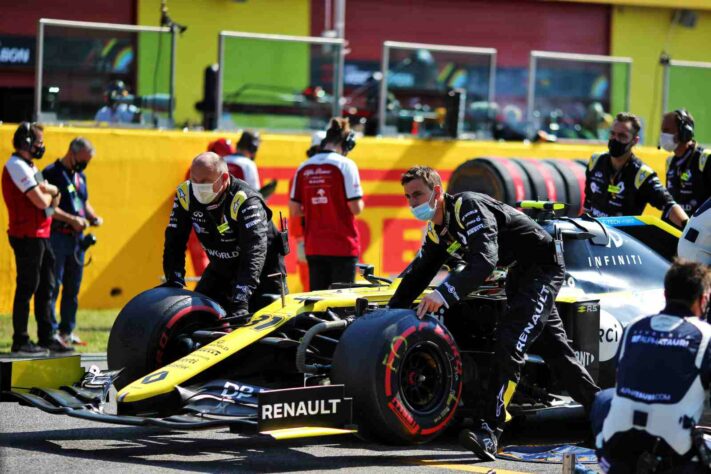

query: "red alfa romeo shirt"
xmin=290 ymin=152 xmax=363 ymax=257
xmin=2 ymin=154 xmax=52 ymax=238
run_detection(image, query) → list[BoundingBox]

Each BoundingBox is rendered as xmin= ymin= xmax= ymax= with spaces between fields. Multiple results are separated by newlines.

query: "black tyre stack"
xmin=448 ymin=157 xmax=587 ymax=216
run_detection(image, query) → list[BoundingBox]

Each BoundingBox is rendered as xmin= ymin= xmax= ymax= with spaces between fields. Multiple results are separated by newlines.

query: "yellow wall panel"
xmin=0 ymin=125 xmax=672 ymax=313
xmin=611 ymin=6 xmax=711 ymax=144
xmin=136 ymin=0 xmax=310 ymax=124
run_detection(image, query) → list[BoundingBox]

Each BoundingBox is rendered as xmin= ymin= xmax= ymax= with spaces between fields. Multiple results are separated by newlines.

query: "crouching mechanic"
xmin=163 ymin=152 xmax=287 ymax=319
xmin=591 ymin=260 xmax=711 ymax=473
xmin=389 ymin=166 xmax=599 ymax=460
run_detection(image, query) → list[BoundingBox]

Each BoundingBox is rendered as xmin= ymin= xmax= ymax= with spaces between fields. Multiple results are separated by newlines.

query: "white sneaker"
xmin=60 ymin=332 xmax=87 ymax=346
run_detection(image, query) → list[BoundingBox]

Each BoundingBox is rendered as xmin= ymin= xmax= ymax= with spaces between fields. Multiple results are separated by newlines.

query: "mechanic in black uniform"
xmin=661 ymin=109 xmax=711 ymax=217
xmin=584 ymin=112 xmax=688 ymax=228
xmin=163 ymin=152 xmax=287 ymax=319
xmin=591 ymin=260 xmax=711 ymax=473
xmin=389 ymin=166 xmax=599 ymax=461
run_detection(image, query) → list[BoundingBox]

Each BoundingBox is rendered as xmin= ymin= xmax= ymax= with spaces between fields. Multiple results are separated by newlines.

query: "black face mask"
xmin=74 ymin=160 xmax=88 ymax=172
xmin=608 ymin=139 xmax=631 ymax=158
xmin=31 ymin=145 xmax=45 ymax=159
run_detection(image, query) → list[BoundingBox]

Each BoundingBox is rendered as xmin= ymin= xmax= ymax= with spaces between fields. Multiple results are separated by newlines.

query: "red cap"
xmin=207 ymin=138 xmax=234 ymax=157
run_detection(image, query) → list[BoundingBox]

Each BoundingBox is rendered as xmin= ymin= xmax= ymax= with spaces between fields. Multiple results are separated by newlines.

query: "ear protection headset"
xmin=342 ymin=130 xmax=356 ymax=153
xmin=12 ymin=122 xmax=35 ymax=151
xmin=676 ymin=109 xmax=695 ymax=143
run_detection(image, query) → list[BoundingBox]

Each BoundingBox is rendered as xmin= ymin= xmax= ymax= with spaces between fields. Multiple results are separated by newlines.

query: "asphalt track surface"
xmin=0 ymin=357 xmax=601 ymax=473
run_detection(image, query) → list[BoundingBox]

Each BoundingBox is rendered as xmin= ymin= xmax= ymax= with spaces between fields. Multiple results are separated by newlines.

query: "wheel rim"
xmin=157 ymin=314 xmax=218 ymax=366
xmin=399 ymin=341 xmax=447 ymax=415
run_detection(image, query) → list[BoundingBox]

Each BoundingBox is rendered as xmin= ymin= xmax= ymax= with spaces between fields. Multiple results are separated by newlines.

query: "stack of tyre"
xmin=447 ymin=157 xmax=587 ymax=216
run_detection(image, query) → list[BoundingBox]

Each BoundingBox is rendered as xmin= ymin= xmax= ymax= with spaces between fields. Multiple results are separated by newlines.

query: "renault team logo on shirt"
xmin=311 ymin=188 xmax=328 ymax=205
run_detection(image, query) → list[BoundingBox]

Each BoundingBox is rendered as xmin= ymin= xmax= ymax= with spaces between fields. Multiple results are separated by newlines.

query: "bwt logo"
xmin=575 ymin=350 xmax=595 ymax=367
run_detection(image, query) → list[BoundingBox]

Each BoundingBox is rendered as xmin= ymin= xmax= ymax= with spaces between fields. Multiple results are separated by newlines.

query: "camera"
xmin=79 ymin=233 xmax=97 ymax=251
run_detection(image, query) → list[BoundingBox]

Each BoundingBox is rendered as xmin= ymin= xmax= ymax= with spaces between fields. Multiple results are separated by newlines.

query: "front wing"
xmin=1 ymin=356 xmax=356 ymax=440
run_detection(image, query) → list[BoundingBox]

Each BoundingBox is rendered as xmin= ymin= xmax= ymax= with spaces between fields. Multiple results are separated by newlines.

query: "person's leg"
xmin=329 ymin=256 xmax=358 ymax=286
xmin=9 ymin=237 xmax=42 ymax=347
xmin=49 ymin=232 xmax=69 ymax=332
xmin=307 ymin=256 xmax=330 ymax=291
xmin=34 ymin=239 xmax=56 ymax=346
xmin=461 ymin=265 xmax=559 ymax=459
xmin=58 ymin=237 xmax=84 ymax=336
xmin=535 ymin=304 xmax=600 ymax=411
xmin=195 ymin=264 xmax=231 ymax=309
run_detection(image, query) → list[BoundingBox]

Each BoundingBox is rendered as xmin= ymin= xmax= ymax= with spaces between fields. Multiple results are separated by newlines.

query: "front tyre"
xmin=331 ymin=309 xmax=463 ymax=444
xmin=107 ymin=287 xmax=226 ymax=391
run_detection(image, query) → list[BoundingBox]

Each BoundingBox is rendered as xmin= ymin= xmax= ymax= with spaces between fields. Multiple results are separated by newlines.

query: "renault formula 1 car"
xmin=0 ymin=206 xmax=681 ymax=445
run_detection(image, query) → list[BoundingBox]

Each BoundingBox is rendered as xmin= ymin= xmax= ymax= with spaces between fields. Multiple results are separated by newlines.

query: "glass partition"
xmin=527 ymin=51 xmax=631 ymax=142
xmin=663 ymin=59 xmax=711 ymax=146
xmin=378 ymin=41 xmax=496 ymax=138
xmin=217 ymin=31 xmax=344 ymax=132
xmin=36 ymin=19 xmax=175 ymax=128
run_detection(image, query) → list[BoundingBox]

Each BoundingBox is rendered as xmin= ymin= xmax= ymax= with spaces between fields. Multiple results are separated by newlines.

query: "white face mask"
xmin=660 ymin=132 xmax=677 ymax=153
xmin=192 ymin=177 xmax=222 ymax=204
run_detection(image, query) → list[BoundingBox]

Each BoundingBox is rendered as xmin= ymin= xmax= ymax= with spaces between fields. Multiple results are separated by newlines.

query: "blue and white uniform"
xmin=593 ymin=303 xmax=711 ymax=471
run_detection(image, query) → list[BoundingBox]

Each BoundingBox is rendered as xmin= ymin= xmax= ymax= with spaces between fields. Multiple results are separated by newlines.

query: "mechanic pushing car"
xmin=661 ymin=109 xmax=711 ymax=217
xmin=584 ymin=112 xmax=689 ymax=228
xmin=388 ymin=166 xmax=599 ymax=461
xmin=591 ymin=260 xmax=711 ymax=473
xmin=162 ymin=152 xmax=288 ymax=319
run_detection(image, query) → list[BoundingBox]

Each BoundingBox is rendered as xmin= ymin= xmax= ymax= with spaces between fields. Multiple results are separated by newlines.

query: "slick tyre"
xmin=107 ymin=287 xmax=226 ymax=391
xmin=331 ymin=309 xmax=463 ymax=444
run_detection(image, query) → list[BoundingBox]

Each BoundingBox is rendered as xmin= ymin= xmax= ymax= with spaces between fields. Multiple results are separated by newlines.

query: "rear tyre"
xmin=107 ymin=287 xmax=226 ymax=391
xmin=331 ymin=309 xmax=463 ymax=444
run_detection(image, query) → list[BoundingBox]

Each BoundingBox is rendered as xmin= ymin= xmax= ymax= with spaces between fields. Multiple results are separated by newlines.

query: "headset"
xmin=12 ymin=121 xmax=35 ymax=151
xmin=342 ymin=130 xmax=356 ymax=153
xmin=676 ymin=109 xmax=695 ymax=143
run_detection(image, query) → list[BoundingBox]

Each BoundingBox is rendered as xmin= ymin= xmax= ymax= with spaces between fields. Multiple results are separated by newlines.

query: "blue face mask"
xmin=410 ymin=190 xmax=436 ymax=221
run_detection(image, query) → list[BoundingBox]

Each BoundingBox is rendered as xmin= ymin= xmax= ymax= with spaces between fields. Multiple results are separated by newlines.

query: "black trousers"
xmin=306 ymin=255 xmax=357 ymax=291
xmin=482 ymin=262 xmax=599 ymax=432
xmin=9 ymin=236 xmax=55 ymax=346
xmin=195 ymin=262 xmax=288 ymax=314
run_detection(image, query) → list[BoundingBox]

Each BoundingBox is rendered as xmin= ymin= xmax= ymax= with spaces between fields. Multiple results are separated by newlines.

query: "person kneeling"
xmin=591 ymin=260 xmax=711 ymax=473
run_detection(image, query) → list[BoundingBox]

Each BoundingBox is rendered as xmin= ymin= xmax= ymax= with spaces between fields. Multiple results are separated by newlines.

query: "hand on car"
xmin=416 ymin=291 xmax=445 ymax=319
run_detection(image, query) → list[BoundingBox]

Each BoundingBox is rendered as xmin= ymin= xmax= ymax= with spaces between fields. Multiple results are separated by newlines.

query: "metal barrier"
xmin=527 ymin=51 xmax=632 ymax=141
xmin=35 ymin=18 xmax=176 ymax=127
xmin=378 ymin=41 xmax=496 ymax=138
xmin=216 ymin=31 xmax=345 ymax=132
xmin=662 ymin=59 xmax=711 ymax=145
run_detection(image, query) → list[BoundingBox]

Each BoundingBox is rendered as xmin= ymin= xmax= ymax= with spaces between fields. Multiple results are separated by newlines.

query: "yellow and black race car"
xmin=0 ymin=204 xmax=681 ymax=445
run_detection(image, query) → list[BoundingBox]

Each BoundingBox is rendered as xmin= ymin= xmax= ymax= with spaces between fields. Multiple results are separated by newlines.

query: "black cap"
xmin=236 ymin=130 xmax=260 ymax=154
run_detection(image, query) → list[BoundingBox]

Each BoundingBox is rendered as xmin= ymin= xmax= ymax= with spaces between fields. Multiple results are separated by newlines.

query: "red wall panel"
xmin=312 ymin=0 xmax=609 ymax=67
xmin=0 ymin=0 xmax=135 ymax=36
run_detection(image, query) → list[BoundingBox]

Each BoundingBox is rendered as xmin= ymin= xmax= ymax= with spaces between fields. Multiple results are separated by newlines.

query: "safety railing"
xmin=377 ymin=41 xmax=496 ymax=138
xmin=216 ymin=31 xmax=345 ymax=132
xmin=35 ymin=18 xmax=176 ymax=128
xmin=527 ymin=51 xmax=632 ymax=142
xmin=662 ymin=59 xmax=711 ymax=145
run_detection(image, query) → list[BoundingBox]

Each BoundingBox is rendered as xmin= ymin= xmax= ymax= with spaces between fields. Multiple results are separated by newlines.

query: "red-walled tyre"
xmin=331 ymin=309 xmax=463 ymax=444
xmin=107 ymin=287 xmax=226 ymax=391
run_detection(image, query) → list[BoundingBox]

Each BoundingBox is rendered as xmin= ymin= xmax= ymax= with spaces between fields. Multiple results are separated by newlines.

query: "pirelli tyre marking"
xmin=382 ymin=321 xmax=463 ymax=437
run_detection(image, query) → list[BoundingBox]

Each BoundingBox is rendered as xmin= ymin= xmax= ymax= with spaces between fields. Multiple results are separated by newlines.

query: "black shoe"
xmin=11 ymin=341 xmax=49 ymax=357
xmin=459 ymin=427 xmax=498 ymax=461
xmin=40 ymin=335 xmax=75 ymax=354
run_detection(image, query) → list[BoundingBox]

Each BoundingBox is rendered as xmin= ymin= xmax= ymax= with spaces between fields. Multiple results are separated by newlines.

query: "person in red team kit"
xmin=289 ymin=119 xmax=364 ymax=290
xmin=2 ymin=122 xmax=73 ymax=355
xmin=225 ymin=131 xmax=261 ymax=190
